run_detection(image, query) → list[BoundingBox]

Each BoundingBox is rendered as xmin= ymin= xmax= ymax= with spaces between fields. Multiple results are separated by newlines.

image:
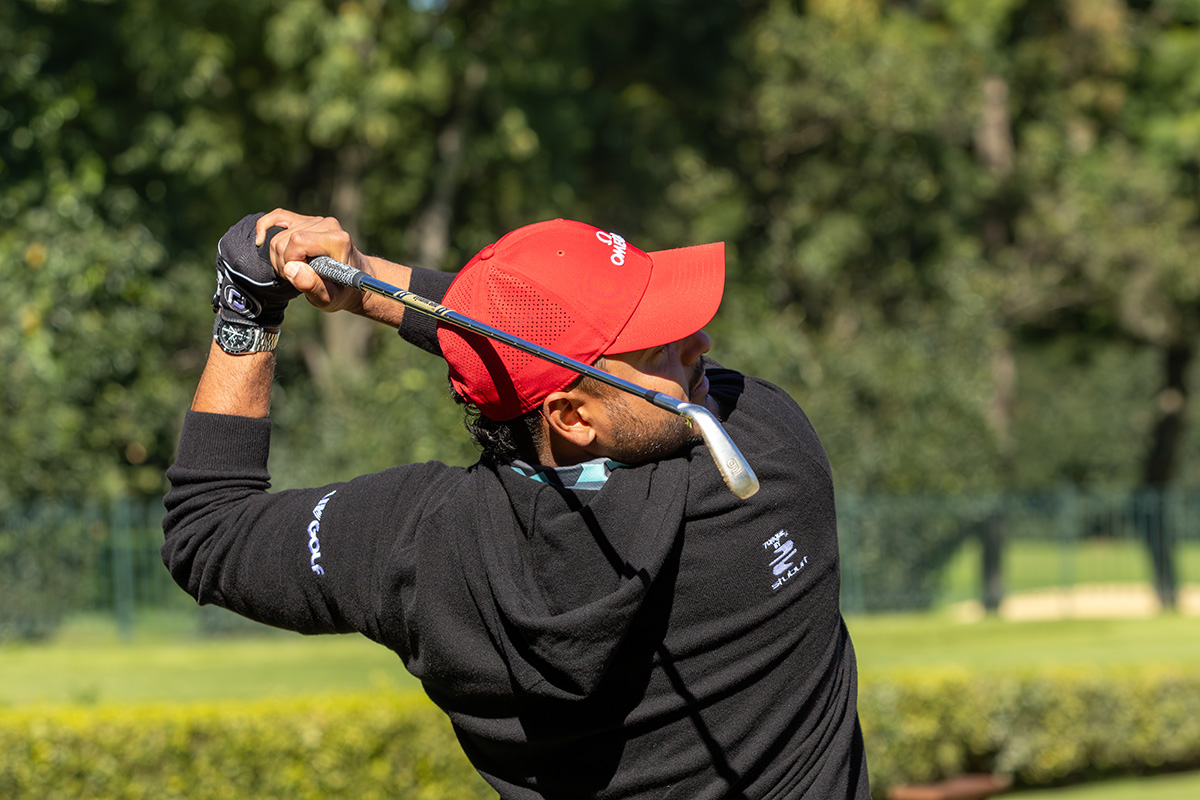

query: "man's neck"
xmin=533 ymin=423 xmax=597 ymax=468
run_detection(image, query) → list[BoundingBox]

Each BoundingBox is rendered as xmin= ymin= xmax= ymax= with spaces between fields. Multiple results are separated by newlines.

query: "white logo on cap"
xmin=596 ymin=231 xmax=627 ymax=266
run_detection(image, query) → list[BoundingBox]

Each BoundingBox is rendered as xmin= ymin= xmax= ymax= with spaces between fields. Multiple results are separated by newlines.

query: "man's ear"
xmin=542 ymin=390 xmax=597 ymax=449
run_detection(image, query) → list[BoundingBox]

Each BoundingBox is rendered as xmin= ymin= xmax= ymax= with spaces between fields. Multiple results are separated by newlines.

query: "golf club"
xmin=296 ymin=249 xmax=760 ymax=499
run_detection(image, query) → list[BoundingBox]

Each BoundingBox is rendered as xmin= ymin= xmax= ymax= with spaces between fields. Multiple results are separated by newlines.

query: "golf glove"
xmin=212 ymin=212 xmax=300 ymax=328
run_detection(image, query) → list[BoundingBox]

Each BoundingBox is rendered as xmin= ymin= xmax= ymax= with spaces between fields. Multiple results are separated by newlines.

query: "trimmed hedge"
xmin=0 ymin=693 xmax=495 ymax=799
xmin=4 ymin=667 xmax=1199 ymax=798
xmin=860 ymin=665 xmax=1200 ymax=797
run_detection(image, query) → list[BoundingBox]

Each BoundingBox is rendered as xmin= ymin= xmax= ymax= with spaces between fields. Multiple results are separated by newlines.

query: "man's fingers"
xmin=255 ymin=210 xmax=286 ymax=246
xmin=255 ymin=208 xmax=308 ymax=245
xmin=282 ymin=226 xmax=353 ymax=264
xmin=282 ymin=259 xmax=342 ymax=309
xmin=283 ymin=260 xmax=321 ymax=293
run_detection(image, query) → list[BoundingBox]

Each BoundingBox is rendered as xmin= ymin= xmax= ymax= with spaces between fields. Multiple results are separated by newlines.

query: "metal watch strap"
xmin=213 ymin=317 xmax=280 ymax=354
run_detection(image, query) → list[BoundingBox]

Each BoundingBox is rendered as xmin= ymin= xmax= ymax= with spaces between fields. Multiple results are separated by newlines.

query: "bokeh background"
xmin=4 ymin=1 xmax=1200 ymax=798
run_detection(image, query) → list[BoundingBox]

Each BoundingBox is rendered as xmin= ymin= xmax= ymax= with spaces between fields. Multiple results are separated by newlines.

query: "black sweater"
xmin=163 ymin=273 xmax=869 ymax=799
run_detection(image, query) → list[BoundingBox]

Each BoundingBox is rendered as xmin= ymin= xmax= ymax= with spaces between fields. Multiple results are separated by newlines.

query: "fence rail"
xmin=0 ymin=497 xmax=206 ymax=641
xmin=837 ymin=487 xmax=1200 ymax=615
xmin=2 ymin=487 xmax=1198 ymax=640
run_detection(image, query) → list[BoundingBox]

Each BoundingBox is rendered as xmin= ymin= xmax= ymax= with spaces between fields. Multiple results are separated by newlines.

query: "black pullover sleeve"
xmin=161 ymin=409 xmax=458 ymax=646
xmin=162 ymin=266 xmax=456 ymax=643
xmin=397 ymin=266 xmax=455 ymax=356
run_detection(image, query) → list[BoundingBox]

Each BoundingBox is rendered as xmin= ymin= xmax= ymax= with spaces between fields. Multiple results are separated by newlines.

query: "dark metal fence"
xmin=1 ymin=488 xmax=1197 ymax=640
xmin=837 ymin=487 xmax=1200 ymax=616
xmin=0 ymin=496 xmax=197 ymax=641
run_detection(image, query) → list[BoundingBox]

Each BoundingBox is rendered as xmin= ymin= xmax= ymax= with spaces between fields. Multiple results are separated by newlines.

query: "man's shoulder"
xmin=333 ymin=459 xmax=504 ymax=542
xmin=706 ymin=364 xmax=830 ymax=475
xmin=359 ymin=457 xmax=489 ymax=498
xmin=707 ymin=364 xmax=811 ymax=423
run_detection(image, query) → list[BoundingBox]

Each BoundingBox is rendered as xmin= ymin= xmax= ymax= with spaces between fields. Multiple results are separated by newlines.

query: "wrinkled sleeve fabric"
xmin=161 ymin=409 xmax=455 ymax=647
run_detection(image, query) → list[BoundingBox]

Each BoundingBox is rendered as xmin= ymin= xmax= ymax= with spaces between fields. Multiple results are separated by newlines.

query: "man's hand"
xmin=255 ymin=208 xmax=414 ymax=328
xmin=255 ymin=210 xmax=373 ymax=316
xmin=214 ymin=212 xmax=301 ymax=328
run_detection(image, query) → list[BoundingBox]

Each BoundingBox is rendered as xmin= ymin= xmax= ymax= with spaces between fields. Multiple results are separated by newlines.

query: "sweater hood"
xmin=466 ymin=455 xmax=691 ymax=701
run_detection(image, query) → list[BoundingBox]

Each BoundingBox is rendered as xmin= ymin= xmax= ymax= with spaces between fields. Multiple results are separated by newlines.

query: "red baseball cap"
xmin=437 ymin=219 xmax=725 ymax=421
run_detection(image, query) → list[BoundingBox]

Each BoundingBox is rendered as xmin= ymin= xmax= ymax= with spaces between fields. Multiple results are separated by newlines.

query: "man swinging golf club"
xmin=163 ymin=209 xmax=870 ymax=799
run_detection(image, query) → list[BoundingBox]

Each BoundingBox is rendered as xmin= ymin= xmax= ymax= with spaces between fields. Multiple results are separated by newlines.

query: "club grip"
xmin=310 ymin=255 xmax=366 ymax=289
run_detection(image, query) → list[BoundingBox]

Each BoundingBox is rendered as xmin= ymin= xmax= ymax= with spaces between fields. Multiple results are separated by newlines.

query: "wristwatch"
xmin=213 ymin=317 xmax=280 ymax=354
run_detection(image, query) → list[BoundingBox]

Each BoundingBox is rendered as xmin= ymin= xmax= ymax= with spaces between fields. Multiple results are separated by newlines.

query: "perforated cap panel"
xmin=437 ymin=218 xmax=724 ymax=420
xmin=440 ymin=267 xmax=584 ymax=418
xmin=484 ymin=270 xmax=574 ymax=373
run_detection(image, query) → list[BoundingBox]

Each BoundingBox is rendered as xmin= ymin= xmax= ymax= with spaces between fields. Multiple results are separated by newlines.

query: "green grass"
xmin=848 ymin=612 xmax=1200 ymax=797
xmin=5 ymin=610 xmax=1200 ymax=797
xmin=940 ymin=538 xmax=1200 ymax=602
xmin=4 ymin=609 xmax=1199 ymax=708
xmin=1011 ymin=770 xmax=1200 ymax=799
xmin=0 ymin=612 xmax=419 ymax=707
xmin=846 ymin=612 xmax=1200 ymax=673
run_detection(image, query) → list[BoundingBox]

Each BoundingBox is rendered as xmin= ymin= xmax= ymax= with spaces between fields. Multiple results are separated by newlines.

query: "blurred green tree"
xmin=5 ymin=0 xmax=1200 ymax=528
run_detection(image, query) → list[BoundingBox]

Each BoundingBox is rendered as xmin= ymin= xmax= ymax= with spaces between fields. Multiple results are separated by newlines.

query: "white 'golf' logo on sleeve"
xmin=307 ymin=490 xmax=336 ymax=576
xmin=763 ymin=529 xmax=808 ymax=591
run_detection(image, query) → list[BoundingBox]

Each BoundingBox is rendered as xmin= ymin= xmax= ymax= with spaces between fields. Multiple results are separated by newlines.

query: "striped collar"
xmin=510 ymin=457 xmax=628 ymax=491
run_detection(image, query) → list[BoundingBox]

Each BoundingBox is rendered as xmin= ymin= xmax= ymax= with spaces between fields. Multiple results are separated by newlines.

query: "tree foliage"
xmin=4 ymin=0 xmax=1200 ymax=508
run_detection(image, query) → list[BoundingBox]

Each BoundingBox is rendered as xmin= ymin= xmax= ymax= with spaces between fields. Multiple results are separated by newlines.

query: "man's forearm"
xmin=351 ymin=254 xmax=413 ymax=329
xmin=344 ymin=255 xmax=456 ymax=357
xmin=190 ymin=342 xmax=275 ymax=418
xmin=188 ymin=254 xmax=428 ymax=419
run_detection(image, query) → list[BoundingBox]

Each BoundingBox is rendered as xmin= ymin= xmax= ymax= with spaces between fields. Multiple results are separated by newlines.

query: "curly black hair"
xmin=453 ymin=392 xmax=544 ymax=464
xmin=453 ymin=358 xmax=612 ymax=464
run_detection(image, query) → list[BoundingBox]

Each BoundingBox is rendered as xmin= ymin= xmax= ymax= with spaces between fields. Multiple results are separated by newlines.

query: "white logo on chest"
xmin=763 ymin=529 xmax=808 ymax=591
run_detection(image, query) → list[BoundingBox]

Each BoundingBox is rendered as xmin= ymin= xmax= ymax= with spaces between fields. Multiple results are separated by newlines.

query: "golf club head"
xmin=677 ymin=403 xmax=760 ymax=499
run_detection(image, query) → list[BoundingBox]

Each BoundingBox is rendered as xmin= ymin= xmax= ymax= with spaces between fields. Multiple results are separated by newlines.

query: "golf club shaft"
xmin=308 ymin=255 xmax=760 ymax=499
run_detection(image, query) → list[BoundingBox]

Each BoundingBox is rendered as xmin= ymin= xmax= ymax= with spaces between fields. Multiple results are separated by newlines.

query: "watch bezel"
xmin=213 ymin=318 xmax=279 ymax=354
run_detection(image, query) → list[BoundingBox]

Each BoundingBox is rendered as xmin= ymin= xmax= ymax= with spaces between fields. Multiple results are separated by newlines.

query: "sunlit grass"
xmin=4 ymin=610 xmax=1200 ymax=797
xmin=0 ymin=611 xmax=418 ymax=707
xmin=940 ymin=538 xmax=1200 ymax=603
xmin=5 ymin=608 xmax=1199 ymax=708
xmin=1011 ymin=770 xmax=1200 ymax=799
xmin=846 ymin=612 xmax=1200 ymax=673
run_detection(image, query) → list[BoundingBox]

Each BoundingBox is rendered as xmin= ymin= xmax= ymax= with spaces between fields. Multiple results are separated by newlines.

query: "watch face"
xmin=217 ymin=322 xmax=257 ymax=353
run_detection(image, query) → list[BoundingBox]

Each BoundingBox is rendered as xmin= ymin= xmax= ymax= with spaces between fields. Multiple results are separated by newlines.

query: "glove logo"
xmin=216 ymin=256 xmax=265 ymax=319
xmin=212 ymin=216 xmax=300 ymax=328
xmin=222 ymin=283 xmax=263 ymax=318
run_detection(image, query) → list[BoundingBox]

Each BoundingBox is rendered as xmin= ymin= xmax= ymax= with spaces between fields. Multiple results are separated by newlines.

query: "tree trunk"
xmin=976 ymin=75 xmax=1016 ymax=615
xmin=1139 ymin=341 xmax=1191 ymax=610
xmin=405 ymin=61 xmax=487 ymax=269
xmin=975 ymin=334 xmax=1017 ymax=615
xmin=303 ymin=142 xmax=376 ymax=390
xmin=1143 ymin=342 xmax=1192 ymax=486
xmin=304 ymin=11 xmax=383 ymax=388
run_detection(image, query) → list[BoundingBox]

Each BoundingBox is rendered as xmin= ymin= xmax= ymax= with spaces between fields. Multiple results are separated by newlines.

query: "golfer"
xmin=163 ymin=209 xmax=870 ymax=799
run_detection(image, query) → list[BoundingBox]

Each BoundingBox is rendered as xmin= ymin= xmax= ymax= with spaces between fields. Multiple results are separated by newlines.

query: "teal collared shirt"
xmin=510 ymin=458 xmax=628 ymax=491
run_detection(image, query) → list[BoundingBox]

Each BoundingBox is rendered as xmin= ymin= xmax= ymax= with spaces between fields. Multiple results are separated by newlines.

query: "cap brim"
xmin=606 ymin=241 xmax=725 ymax=354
